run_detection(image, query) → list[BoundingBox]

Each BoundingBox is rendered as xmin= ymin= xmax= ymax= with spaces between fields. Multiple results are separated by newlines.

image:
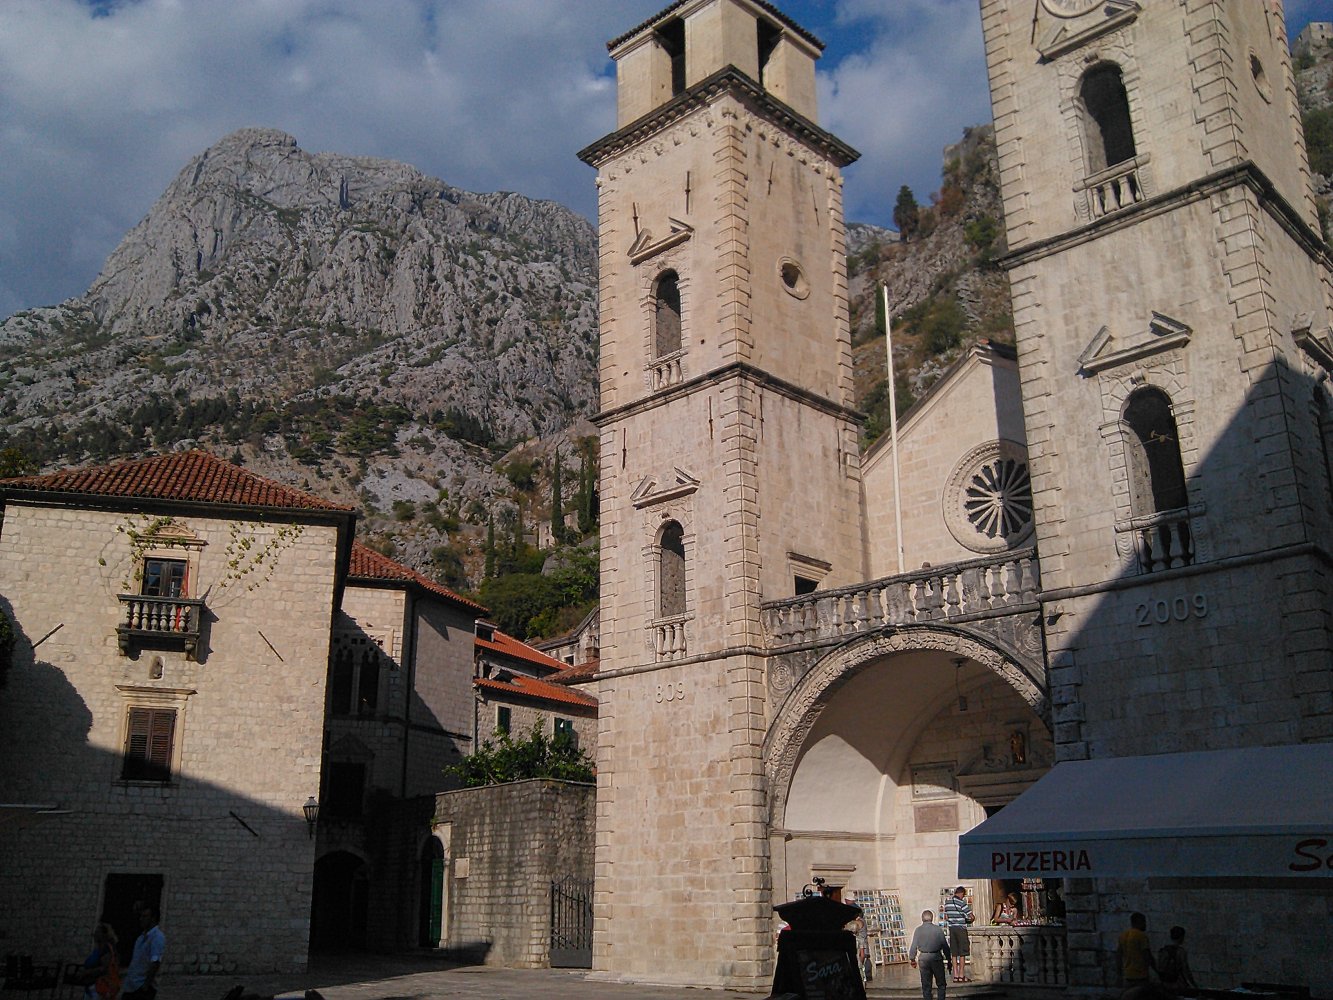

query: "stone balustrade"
xmin=648 ymin=351 xmax=684 ymax=390
xmin=1129 ymin=507 xmax=1194 ymax=574
xmin=117 ymin=593 xmax=203 ymax=658
xmin=1085 ymin=158 xmax=1144 ymax=218
xmin=971 ymin=925 xmax=1068 ymax=986
xmin=761 ymin=549 xmax=1039 ymax=649
xmin=653 ymin=614 xmax=690 ymax=660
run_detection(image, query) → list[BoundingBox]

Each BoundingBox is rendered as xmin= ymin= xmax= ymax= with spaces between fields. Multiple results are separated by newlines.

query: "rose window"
xmin=944 ymin=440 xmax=1035 ymax=553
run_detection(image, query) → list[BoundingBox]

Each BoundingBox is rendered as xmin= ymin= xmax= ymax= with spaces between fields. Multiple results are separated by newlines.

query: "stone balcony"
xmin=117 ymin=594 xmax=204 ymax=660
xmin=761 ymin=548 xmax=1040 ymax=651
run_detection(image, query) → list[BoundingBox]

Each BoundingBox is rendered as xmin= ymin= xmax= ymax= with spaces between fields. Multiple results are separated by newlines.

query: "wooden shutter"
xmin=123 ymin=708 xmax=175 ymax=781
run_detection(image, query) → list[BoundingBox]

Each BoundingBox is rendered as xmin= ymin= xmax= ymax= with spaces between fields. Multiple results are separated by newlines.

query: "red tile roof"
xmin=476 ymin=629 xmax=568 ymax=675
xmin=550 ymin=659 xmax=599 ymax=684
xmin=0 ymin=450 xmax=354 ymax=513
xmin=474 ymin=672 xmax=598 ymax=710
xmin=348 ymin=542 xmax=488 ymax=615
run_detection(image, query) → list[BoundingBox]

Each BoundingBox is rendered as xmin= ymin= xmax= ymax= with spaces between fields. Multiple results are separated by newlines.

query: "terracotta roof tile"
xmin=348 ymin=542 xmax=488 ymax=615
xmin=475 ymin=673 xmax=598 ymax=710
xmin=476 ymin=629 xmax=568 ymax=675
xmin=0 ymin=450 xmax=354 ymax=513
xmin=550 ymin=659 xmax=599 ymax=684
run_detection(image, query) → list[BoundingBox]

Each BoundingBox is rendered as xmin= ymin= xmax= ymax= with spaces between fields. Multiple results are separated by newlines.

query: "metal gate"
xmin=549 ymin=875 xmax=593 ymax=968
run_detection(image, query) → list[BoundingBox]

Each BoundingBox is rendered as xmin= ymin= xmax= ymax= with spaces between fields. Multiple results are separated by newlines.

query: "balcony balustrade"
xmin=971 ymin=926 xmax=1068 ymax=986
xmin=761 ymin=549 xmax=1039 ymax=649
xmin=648 ymin=351 xmax=684 ymax=391
xmin=117 ymin=594 xmax=204 ymax=659
xmin=1084 ymin=157 xmax=1144 ymax=218
xmin=1126 ymin=507 xmax=1194 ymax=574
xmin=652 ymin=614 xmax=690 ymax=661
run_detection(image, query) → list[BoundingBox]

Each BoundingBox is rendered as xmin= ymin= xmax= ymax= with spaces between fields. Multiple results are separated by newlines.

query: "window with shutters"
xmin=554 ymin=716 xmax=577 ymax=747
xmin=496 ymin=706 xmax=512 ymax=735
xmin=122 ymin=707 xmax=176 ymax=782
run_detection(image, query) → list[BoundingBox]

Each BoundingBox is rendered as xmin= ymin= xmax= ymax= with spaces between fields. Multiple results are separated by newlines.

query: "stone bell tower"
xmin=980 ymin=0 xmax=1333 ymax=987
xmin=578 ymin=0 xmax=862 ymax=987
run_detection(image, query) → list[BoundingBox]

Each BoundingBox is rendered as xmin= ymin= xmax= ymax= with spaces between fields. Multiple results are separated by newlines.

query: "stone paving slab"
xmin=166 ymin=956 xmax=762 ymax=1000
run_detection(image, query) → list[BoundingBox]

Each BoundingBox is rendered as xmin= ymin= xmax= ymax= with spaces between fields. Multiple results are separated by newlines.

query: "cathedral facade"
xmin=580 ymin=0 xmax=1333 ymax=991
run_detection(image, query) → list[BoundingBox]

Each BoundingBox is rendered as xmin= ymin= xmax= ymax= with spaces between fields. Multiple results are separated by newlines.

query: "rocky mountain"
xmin=0 ymin=128 xmax=600 ymax=578
xmin=1295 ymin=30 xmax=1333 ymax=240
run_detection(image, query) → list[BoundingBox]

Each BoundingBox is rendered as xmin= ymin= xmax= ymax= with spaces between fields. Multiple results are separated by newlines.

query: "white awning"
xmin=957 ymin=744 xmax=1333 ymax=879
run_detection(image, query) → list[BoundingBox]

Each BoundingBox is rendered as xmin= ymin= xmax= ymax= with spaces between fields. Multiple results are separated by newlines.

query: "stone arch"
xmin=763 ymin=624 xmax=1047 ymax=825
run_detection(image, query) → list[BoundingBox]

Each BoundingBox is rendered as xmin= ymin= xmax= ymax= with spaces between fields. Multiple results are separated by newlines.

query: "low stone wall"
xmin=432 ymin=779 xmax=595 ymax=968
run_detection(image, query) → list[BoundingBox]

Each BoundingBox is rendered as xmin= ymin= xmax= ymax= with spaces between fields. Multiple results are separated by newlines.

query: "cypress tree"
xmin=551 ymin=447 xmax=565 ymax=545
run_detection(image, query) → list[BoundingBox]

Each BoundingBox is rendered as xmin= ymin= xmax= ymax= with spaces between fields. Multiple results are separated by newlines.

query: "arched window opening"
xmin=758 ymin=19 xmax=781 ymax=90
xmin=1124 ymin=387 xmax=1187 ymax=517
xmin=658 ymin=521 xmax=686 ymax=618
xmin=654 ymin=270 xmax=682 ymax=358
xmin=1080 ymin=64 xmax=1136 ymax=173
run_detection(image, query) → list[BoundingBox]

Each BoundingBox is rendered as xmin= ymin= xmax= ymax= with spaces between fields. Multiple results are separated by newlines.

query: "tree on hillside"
xmin=446 ymin=721 xmax=595 ymax=787
xmin=894 ymin=185 xmax=921 ymax=241
xmin=551 ymin=446 xmax=566 ymax=544
xmin=0 ymin=447 xmax=37 ymax=478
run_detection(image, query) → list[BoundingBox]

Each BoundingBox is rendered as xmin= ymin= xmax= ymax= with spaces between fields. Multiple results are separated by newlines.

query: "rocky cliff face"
xmin=0 ymin=128 xmax=600 ymax=574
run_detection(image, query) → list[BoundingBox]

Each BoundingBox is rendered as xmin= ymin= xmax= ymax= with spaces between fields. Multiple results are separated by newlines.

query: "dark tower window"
xmin=1124 ymin=387 xmax=1187 ymax=516
xmin=1080 ymin=64 xmax=1136 ymax=173
xmin=758 ymin=20 xmax=781 ymax=89
xmin=654 ymin=270 xmax=682 ymax=358
xmin=659 ymin=521 xmax=686 ymax=618
xmin=658 ymin=19 xmax=686 ymax=97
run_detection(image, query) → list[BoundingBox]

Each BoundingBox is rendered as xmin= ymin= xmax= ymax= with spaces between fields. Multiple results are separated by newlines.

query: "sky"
xmin=0 ymin=0 xmax=1325 ymax=321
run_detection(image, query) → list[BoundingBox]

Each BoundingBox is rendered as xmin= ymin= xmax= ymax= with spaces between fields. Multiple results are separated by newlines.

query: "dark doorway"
xmin=102 ymin=873 xmax=163 ymax=967
xmin=310 ymin=852 xmax=369 ymax=952
xmin=418 ymin=838 xmax=445 ymax=948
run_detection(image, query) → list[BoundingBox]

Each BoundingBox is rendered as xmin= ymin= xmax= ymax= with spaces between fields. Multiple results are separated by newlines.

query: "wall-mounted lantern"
xmin=303 ymin=796 xmax=319 ymax=839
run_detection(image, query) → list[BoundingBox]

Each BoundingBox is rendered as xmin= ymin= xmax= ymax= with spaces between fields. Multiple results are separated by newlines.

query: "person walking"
xmin=1156 ymin=925 xmax=1198 ymax=994
xmin=121 ymin=903 xmax=164 ymax=999
xmin=1117 ymin=911 xmax=1155 ymax=994
xmin=909 ymin=909 xmax=950 ymax=1000
xmin=942 ymin=886 xmax=974 ymax=981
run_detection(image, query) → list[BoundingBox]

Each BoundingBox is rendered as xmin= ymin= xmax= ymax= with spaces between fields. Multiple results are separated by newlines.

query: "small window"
xmin=658 ymin=521 xmax=686 ymax=618
xmin=496 ymin=706 xmax=512 ymax=735
xmin=554 ymin=717 xmax=576 ymax=747
xmin=357 ymin=647 xmax=380 ymax=715
xmin=325 ymin=762 xmax=366 ymax=818
xmin=758 ymin=20 xmax=781 ymax=89
xmin=1124 ymin=387 xmax=1188 ymax=516
xmin=122 ymin=707 xmax=176 ymax=782
xmin=142 ymin=558 xmax=187 ymax=598
xmin=331 ymin=646 xmax=354 ymax=716
xmin=794 ymin=576 xmax=818 ymax=596
xmin=654 ymin=270 xmax=682 ymax=358
xmin=1080 ymin=64 xmax=1136 ymax=173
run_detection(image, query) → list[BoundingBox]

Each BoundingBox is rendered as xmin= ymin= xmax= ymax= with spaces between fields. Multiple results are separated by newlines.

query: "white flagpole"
xmin=882 ymin=281 xmax=905 ymax=575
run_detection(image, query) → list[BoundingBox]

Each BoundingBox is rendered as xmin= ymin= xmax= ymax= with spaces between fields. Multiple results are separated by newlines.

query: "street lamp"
xmin=303 ymin=796 xmax=319 ymax=839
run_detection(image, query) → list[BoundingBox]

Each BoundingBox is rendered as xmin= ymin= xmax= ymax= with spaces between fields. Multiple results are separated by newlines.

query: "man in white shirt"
xmin=121 ymin=904 xmax=165 ymax=999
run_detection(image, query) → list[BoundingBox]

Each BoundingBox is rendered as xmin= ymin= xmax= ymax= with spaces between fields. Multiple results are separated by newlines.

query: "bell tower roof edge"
xmin=597 ymin=0 xmax=828 ymax=130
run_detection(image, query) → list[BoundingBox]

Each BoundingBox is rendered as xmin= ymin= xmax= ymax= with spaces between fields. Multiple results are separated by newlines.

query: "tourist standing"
xmin=121 ymin=903 xmax=165 ymax=999
xmin=942 ymin=886 xmax=974 ymax=981
xmin=909 ymin=909 xmax=949 ymax=1000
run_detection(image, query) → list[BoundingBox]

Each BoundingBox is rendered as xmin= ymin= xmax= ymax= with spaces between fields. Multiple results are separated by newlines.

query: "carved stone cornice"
xmin=578 ymin=67 xmax=859 ymax=169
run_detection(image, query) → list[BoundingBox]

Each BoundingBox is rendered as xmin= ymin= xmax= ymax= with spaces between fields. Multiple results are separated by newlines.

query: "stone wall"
xmin=429 ymin=779 xmax=595 ymax=968
xmin=0 ymin=502 xmax=339 ymax=975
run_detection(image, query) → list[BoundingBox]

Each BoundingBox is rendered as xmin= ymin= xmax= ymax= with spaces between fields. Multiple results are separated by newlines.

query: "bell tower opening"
xmin=657 ymin=18 xmax=686 ymax=97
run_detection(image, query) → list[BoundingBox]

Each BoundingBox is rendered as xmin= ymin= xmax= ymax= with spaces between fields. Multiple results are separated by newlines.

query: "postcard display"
xmin=844 ymin=889 xmax=909 ymax=966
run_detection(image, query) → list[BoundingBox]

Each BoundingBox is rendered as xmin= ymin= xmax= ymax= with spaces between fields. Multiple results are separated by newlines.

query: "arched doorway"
xmin=418 ymin=837 xmax=445 ymax=948
xmin=310 ymin=851 xmax=370 ymax=952
xmin=765 ymin=627 xmax=1052 ymax=975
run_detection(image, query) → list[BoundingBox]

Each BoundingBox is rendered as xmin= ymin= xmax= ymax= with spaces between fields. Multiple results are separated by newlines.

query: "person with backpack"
xmin=1157 ymin=926 xmax=1198 ymax=994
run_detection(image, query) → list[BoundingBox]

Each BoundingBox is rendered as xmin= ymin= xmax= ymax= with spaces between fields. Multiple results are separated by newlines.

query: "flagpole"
xmin=882 ymin=281 xmax=905 ymax=575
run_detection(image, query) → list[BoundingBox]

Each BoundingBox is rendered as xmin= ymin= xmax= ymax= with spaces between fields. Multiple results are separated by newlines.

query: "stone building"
xmin=0 ymin=451 xmax=355 ymax=975
xmin=314 ymin=541 xmax=486 ymax=953
xmin=579 ymin=0 xmax=1332 ymax=992
xmin=474 ymin=621 xmax=598 ymax=751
